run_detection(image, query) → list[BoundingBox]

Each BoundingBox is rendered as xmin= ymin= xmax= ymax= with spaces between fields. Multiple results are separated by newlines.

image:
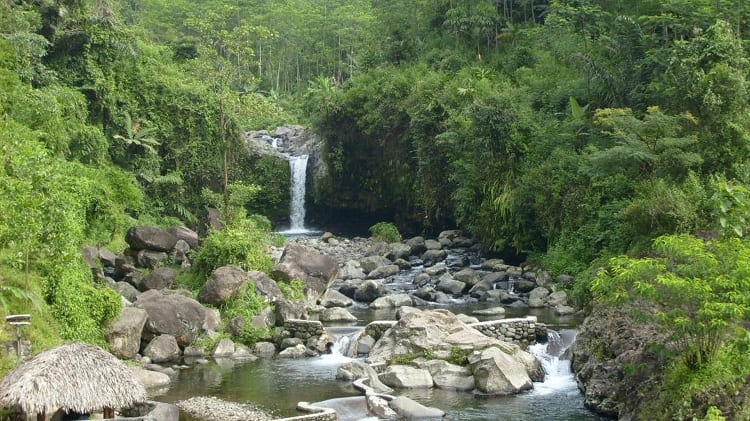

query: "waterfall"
xmin=285 ymin=154 xmax=310 ymax=234
xmin=315 ymin=326 xmax=363 ymax=365
xmin=528 ymin=329 xmax=579 ymax=396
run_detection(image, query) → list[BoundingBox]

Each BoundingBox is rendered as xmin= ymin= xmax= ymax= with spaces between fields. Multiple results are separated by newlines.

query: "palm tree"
xmin=113 ymin=113 xmax=160 ymax=154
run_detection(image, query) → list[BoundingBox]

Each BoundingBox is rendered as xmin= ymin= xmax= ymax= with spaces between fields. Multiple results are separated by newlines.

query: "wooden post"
xmin=103 ymin=408 xmax=115 ymax=418
xmin=37 ymin=413 xmax=46 ymax=421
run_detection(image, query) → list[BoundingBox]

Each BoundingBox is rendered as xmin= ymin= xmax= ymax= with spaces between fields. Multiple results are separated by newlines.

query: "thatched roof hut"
xmin=0 ymin=341 xmax=147 ymax=420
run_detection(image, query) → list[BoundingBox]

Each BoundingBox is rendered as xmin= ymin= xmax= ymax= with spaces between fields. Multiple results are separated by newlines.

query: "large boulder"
xmin=167 ymin=226 xmax=199 ymax=249
xmin=136 ymin=250 xmax=167 ymax=270
xmin=453 ymin=268 xmax=480 ymax=286
xmin=272 ymin=244 xmax=338 ymax=299
xmin=436 ymin=277 xmax=466 ymax=295
xmin=380 ymin=365 xmax=434 ymax=388
xmin=405 ymin=236 xmax=427 ymax=256
xmin=198 ymin=265 xmax=250 ymax=307
xmin=141 ymin=267 xmax=178 ymax=292
xmin=547 ymin=290 xmax=569 ymax=307
xmin=320 ymin=289 xmax=353 ymax=308
xmin=353 ymin=280 xmax=386 ymax=303
xmin=388 ymin=396 xmax=446 ymax=419
xmin=248 ymin=270 xmax=283 ymax=302
xmin=421 ymin=249 xmax=447 ymax=266
xmin=469 ymin=347 xmax=532 ymax=395
xmin=339 ymin=260 xmax=366 ymax=280
xmin=143 ymin=334 xmax=181 ymax=363
xmin=126 ymin=226 xmax=178 ymax=252
xmin=129 ymin=367 xmax=171 ymax=390
xmin=416 ymin=359 xmax=475 ymax=391
xmin=106 ymin=307 xmax=148 ymax=359
xmin=359 ymin=255 xmax=391 ymax=274
xmin=369 ymin=293 xmax=413 ymax=309
xmin=274 ymin=298 xmax=307 ymax=325
xmin=367 ymin=264 xmax=399 ymax=279
xmin=528 ymin=287 xmax=550 ymax=308
xmin=387 ymin=243 xmax=412 ymax=261
xmin=113 ymin=282 xmax=139 ymax=302
xmin=336 ymin=361 xmax=392 ymax=393
xmin=367 ymin=309 xmax=506 ymax=364
xmin=135 ymin=290 xmax=211 ymax=347
xmin=319 ymin=307 xmax=357 ymax=322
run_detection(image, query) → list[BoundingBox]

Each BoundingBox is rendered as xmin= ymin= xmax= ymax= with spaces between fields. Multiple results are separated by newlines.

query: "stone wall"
xmin=470 ymin=316 xmax=541 ymax=345
xmin=273 ymin=403 xmax=337 ymax=421
xmin=0 ymin=339 xmax=31 ymax=359
xmin=284 ymin=319 xmax=325 ymax=340
xmin=363 ymin=316 xmax=546 ymax=347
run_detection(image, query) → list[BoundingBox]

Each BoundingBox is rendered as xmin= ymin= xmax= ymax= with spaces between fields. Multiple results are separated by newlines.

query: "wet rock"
xmin=129 ymin=366 xmax=171 ymax=390
xmin=278 ymin=344 xmax=307 ymax=358
xmin=281 ymin=337 xmax=303 ymax=349
xmin=405 ymin=236 xmax=427 ymax=255
xmin=380 ymin=365 xmax=434 ymax=388
xmin=356 ymin=335 xmax=376 ymax=355
xmin=393 ymin=258 xmax=412 ymax=270
xmin=359 ymin=255 xmax=391 ymax=273
xmin=389 ymin=396 xmax=446 ymax=419
xmin=424 ymin=263 xmax=448 ymax=277
xmin=555 ymin=305 xmax=576 ymax=316
xmin=339 ymin=260 xmax=366 ymax=280
xmin=421 ymin=249 xmax=447 ymax=266
xmin=367 ymin=394 xmax=397 ymax=419
xmin=338 ymin=279 xmax=363 ymax=299
xmin=126 ymin=226 xmax=178 ymax=252
xmin=469 ymin=347 xmax=532 ymax=395
xmin=453 ymin=268 xmax=480 ymax=286
xmin=353 ymin=280 xmax=387 ymax=303
xmin=369 ymin=293 xmax=413 ymax=309
xmin=253 ymin=342 xmax=277 ymax=357
xmin=320 ymin=289 xmax=353 ymax=307
xmin=481 ymin=259 xmax=507 ymax=271
xmin=528 ymin=287 xmax=550 ymax=308
xmin=547 ymin=290 xmax=569 ymax=307
xmin=387 ymin=243 xmax=412 ymax=260
xmin=436 ymin=277 xmax=466 ymax=295
xmin=320 ymin=307 xmax=357 ymax=322
xmin=367 ymin=264 xmax=399 ymax=279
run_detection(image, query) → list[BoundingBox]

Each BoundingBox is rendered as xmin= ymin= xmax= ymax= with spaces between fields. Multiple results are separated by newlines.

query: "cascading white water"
xmin=315 ymin=326 xmax=363 ymax=365
xmin=287 ymin=154 xmax=310 ymax=233
xmin=528 ymin=329 xmax=579 ymax=396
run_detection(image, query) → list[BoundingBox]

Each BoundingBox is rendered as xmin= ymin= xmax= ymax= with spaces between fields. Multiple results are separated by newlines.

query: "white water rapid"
xmin=528 ymin=329 xmax=580 ymax=397
xmin=314 ymin=326 xmax=363 ymax=366
xmin=287 ymin=154 xmax=309 ymax=232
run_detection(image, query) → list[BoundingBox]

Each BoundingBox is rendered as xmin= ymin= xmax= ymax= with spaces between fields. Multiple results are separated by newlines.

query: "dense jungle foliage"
xmin=0 ymin=0 xmax=749 ymax=418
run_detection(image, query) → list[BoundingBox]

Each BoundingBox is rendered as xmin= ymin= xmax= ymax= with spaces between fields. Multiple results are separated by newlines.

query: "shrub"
xmin=447 ymin=346 xmax=470 ymax=366
xmin=221 ymin=283 xmax=273 ymax=345
xmin=192 ymin=216 xmax=273 ymax=280
xmin=278 ymin=279 xmax=305 ymax=300
xmin=369 ymin=222 xmax=402 ymax=243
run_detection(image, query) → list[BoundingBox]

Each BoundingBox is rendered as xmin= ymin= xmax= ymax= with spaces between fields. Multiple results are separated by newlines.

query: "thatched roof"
xmin=0 ymin=341 xmax=147 ymax=415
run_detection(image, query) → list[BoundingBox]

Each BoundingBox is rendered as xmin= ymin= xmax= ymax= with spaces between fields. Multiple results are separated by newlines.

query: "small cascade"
xmin=528 ymin=329 xmax=579 ymax=396
xmin=508 ymin=276 xmax=517 ymax=294
xmin=316 ymin=326 xmax=363 ymax=365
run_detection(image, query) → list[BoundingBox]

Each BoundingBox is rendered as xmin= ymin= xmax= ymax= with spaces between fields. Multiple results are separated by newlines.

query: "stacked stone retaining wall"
xmin=284 ymin=319 xmax=325 ymax=340
xmin=363 ymin=316 xmax=546 ymax=346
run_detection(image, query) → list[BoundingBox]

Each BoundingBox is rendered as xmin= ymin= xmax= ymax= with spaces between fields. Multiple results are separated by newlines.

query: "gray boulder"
xmin=136 ymin=250 xmax=167 ymax=270
xmin=141 ymin=267 xmax=178 ymax=291
xmin=143 ymin=334 xmax=181 ymax=363
xmin=529 ymin=287 xmax=550 ymax=308
xmin=253 ymin=342 xmax=277 ymax=357
xmin=387 ymin=243 xmax=412 ymax=260
xmin=424 ymin=263 xmax=448 ymax=277
xmin=113 ymin=281 xmax=139 ymax=302
xmin=356 ymin=335 xmax=376 ymax=355
xmin=370 ymin=293 xmax=413 ymax=309
xmin=454 ymin=268 xmax=480 ymax=286
xmin=167 ymin=226 xmax=199 ymax=249
xmin=248 ymin=270 xmax=283 ymax=302
xmin=135 ymin=290 xmax=211 ymax=347
xmin=81 ymin=246 xmax=101 ymax=270
xmin=422 ymin=249 xmax=447 ymax=266
xmin=106 ymin=307 xmax=148 ymax=360
xmin=353 ymin=280 xmax=387 ymax=303
xmin=320 ymin=289 xmax=353 ymax=308
xmin=481 ymin=259 xmax=508 ymax=271
xmin=417 ymin=359 xmax=475 ymax=391
xmin=555 ymin=305 xmax=576 ymax=316
xmin=126 ymin=226 xmax=178 ymax=251
xmin=359 ymin=255 xmax=391 ymax=273
xmin=469 ymin=346 xmax=533 ymax=395
xmin=389 ymin=396 xmax=446 ymax=419
xmin=98 ymin=248 xmax=118 ymax=267
xmin=547 ymin=290 xmax=569 ymax=307
xmin=436 ymin=278 xmax=466 ymax=295
xmin=320 ymin=307 xmax=357 ymax=322
xmin=274 ymin=298 xmax=307 ymax=325
xmin=251 ymin=307 xmax=276 ymax=329
xmin=278 ymin=344 xmax=307 ymax=358
xmin=128 ymin=366 xmax=171 ymax=390
xmin=339 ymin=260 xmax=366 ymax=280
xmin=514 ymin=279 xmax=537 ymax=293
xmin=380 ymin=365 xmax=434 ymax=388
xmin=405 ymin=236 xmax=427 ymax=255
xmin=272 ymin=244 xmax=338 ymax=299
xmin=213 ymin=338 xmax=235 ymax=357
xmin=367 ymin=264 xmax=399 ymax=279
xmin=336 ymin=361 xmax=392 ymax=393
xmin=424 ymin=239 xmax=442 ymax=250
xmin=198 ymin=265 xmax=249 ymax=307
